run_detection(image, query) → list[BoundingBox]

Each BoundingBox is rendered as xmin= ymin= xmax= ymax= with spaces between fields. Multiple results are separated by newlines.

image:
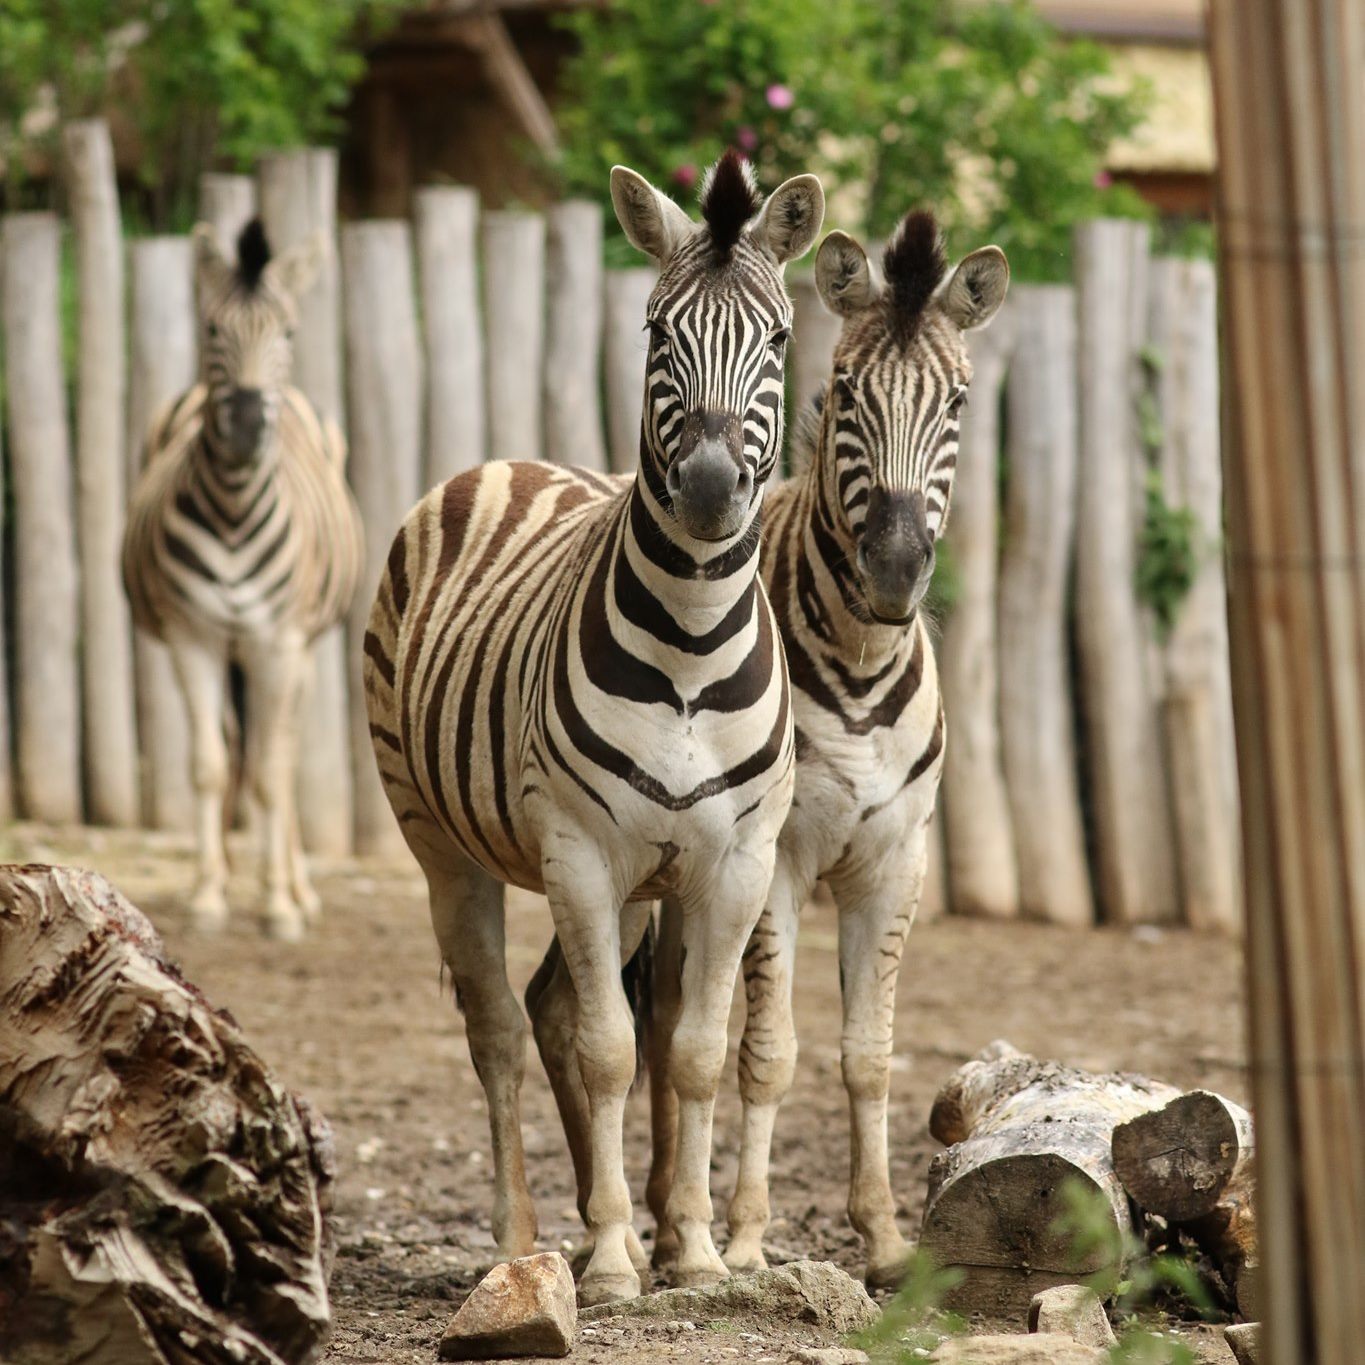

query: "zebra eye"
xmin=769 ymin=327 xmax=790 ymax=349
xmin=948 ymin=388 xmax=968 ymax=415
xmin=645 ymin=319 xmax=669 ymax=346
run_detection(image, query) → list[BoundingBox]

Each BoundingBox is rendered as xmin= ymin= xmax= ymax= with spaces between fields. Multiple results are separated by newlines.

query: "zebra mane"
xmin=700 ymin=150 xmax=760 ymax=257
xmin=788 ymin=391 xmax=824 ymax=475
xmin=236 ymin=218 xmax=272 ymax=291
xmin=882 ymin=210 xmax=946 ymax=343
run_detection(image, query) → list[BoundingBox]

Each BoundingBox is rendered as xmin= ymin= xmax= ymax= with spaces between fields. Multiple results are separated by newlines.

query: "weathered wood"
xmin=415 ymin=185 xmax=485 ymax=484
xmin=1147 ymin=257 xmax=1242 ymax=934
xmin=999 ymin=286 xmax=1095 ymax=926
xmin=1073 ymin=220 xmax=1179 ymax=924
xmin=921 ymin=1041 xmax=1180 ymax=1316
xmin=788 ymin=273 xmax=841 ymax=483
xmin=64 ymin=120 xmax=139 ymax=828
xmin=197 ymin=173 xmax=256 ymax=257
xmin=259 ymin=148 xmax=353 ymax=856
xmin=1208 ymin=3 xmax=1365 ymax=1359
xmin=342 ymin=221 xmax=423 ymax=856
xmin=603 ymin=267 xmax=656 ymax=475
xmin=939 ymin=309 xmax=1018 ymax=918
xmin=1189 ymin=1165 xmax=1260 ymax=1321
xmin=0 ymin=864 xmax=334 ymax=1364
xmin=2 ymin=213 xmax=82 ymax=824
xmin=127 ymin=239 xmax=196 ymax=831
xmin=468 ymin=12 xmax=561 ymax=160
xmin=482 ymin=209 xmax=545 ymax=463
xmin=544 ymin=199 xmax=606 ymax=470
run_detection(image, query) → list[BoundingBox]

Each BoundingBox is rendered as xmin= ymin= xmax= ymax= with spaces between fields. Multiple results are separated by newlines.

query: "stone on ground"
xmin=1027 ymin=1285 xmax=1117 ymax=1347
xmin=439 ymin=1252 xmax=576 ymax=1360
xmin=930 ymin=1333 xmax=1108 ymax=1364
xmin=1224 ymin=1323 xmax=1261 ymax=1365
xmin=580 ymin=1260 xmax=879 ymax=1335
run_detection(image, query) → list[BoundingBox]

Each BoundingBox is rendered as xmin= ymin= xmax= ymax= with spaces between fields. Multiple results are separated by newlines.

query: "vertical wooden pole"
xmin=197 ymin=173 xmax=256 ymax=252
xmin=790 ymin=274 xmax=841 ymax=413
xmin=2 ymin=214 xmax=82 ymax=824
xmin=482 ymin=210 xmax=545 ymax=463
xmin=603 ymin=267 xmax=656 ymax=475
xmin=999 ymin=285 xmax=1095 ymax=926
xmin=1208 ymin=2 xmax=1365 ymax=1360
xmin=415 ymin=185 xmax=485 ymax=486
xmin=127 ymin=239 xmax=196 ymax=831
xmin=938 ymin=310 xmax=1019 ymax=918
xmin=1147 ymin=257 xmax=1242 ymax=935
xmin=64 ymin=120 xmax=139 ymax=827
xmin=544 ymin=200 xmax=606 ymax=470
xmin=258 ymin=149 xmax=352 ymax=856
xmin=1073 ymin=220 xmax=1180 ymax=924
xmin=342 ymin=221 xmax=422 ymax=857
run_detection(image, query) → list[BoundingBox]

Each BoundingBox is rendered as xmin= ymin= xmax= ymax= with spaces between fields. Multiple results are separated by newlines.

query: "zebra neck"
xmin=188 ymin=436 xmax=278 ymax=520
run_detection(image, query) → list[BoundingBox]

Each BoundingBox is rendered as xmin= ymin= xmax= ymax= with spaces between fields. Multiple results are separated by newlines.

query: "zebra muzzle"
xmin=857 ymin=487 xmax=935 ymax=623
xmin=667 ymin=415 xmax=751 ymax=541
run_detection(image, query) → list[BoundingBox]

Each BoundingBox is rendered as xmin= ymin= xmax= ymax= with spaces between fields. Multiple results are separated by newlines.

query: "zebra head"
xmin=813 ymin=212 xmax=1009 ymax=623
xmin=612 ymin=153 xmax=824 ymax=544
xmin=191 ymin=218 xmax=325 ymax=471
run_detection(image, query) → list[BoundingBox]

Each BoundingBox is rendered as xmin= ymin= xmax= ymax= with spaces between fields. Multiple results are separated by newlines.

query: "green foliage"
xmin=0 ymin=0 xmax=400 ymax=225
xmin=924 ymin=538 xmax=962 ymax=624
xmin=554 ymin=0 xmax=1152 ymax=279
xmin=849 ymin=1248 xmax=965 ymax=1360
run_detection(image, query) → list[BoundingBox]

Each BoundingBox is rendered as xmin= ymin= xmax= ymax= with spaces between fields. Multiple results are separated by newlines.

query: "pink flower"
xmin=735 ymin=125 xmax=758 ymax=152
xmin=673 ymin=163 xmax=698 ymax=189
xmin=765 ymin=83 xmax=795 ymax=111
xmin=1094 ymin=169 xmax=1113 ymax=188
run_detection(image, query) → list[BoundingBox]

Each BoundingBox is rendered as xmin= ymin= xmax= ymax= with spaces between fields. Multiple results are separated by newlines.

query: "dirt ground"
xmin=7 ymin=824 xmax=1249 ymax=1365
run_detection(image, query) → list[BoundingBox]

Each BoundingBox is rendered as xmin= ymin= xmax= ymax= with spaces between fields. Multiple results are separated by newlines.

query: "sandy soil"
xmin=6 ymin=824 xmax=1249 ymax=1364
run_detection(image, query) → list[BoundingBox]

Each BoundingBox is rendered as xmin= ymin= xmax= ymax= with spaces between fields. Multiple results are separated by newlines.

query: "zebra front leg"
xmin=169 ymin=636 xmax=231 ymax=932
xmin=289 ymin=648 xmax=322 ymax=921
xmin=724 ymin=860 xmax=804 ymax=1272
xmin=828 ymin=824 xmax=926 ymax=1289
xmin=645 ymin=895 xmax=683 ymax=1270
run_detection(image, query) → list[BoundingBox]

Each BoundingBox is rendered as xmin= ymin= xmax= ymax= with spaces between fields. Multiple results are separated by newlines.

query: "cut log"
xmin=543 ymin=199 xmax=606 ymax=470
xmin=1189 ymin=1165 xmax=1260 ymax=1321
xmin=921 ymin=1042 xmax=1180 ymax=1316
xmin=482 ymin=210 xmax=545 ymax=462
xmin=0 ymin=865 xmax=334 ymax=1365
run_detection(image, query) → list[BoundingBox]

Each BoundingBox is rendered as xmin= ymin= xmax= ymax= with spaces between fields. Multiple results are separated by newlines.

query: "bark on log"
xmin=1146 ymin=257 xmax=1242 ymax=935
xmin=921 ymin=1042 xmax=1180 ymax=1316
xmin=0 ymin=864 xmax=334 ymax=1365
xmin=2 ymin=213 xmax=83 ymax=824
xmin=258 ymin=148 xmax=352 ymax=857
xmin=999 ymin=286 xmax=1095 ymax=926
xmin=482 ymin=210 xmax=545 ymax=462
xmin=939 ymin=309 xmax=1019 ymax=918
xmin=198 ymin=173 xmax=257 ymax=256
xmin=64 ymin=120 xmax=140 ymax=828
xmin=415 ymin=185 xmax=485 ymax=485
xmin=603 ymin=267 xmax=656 ymax=475
xmin=544 ymin=199 xmax=606 ymax=470
xmin=342 ymin=221 xmax=422 ymax=856
xmin=127 ymin=239 xmax=196 ymax=831
xmin=1190 ymin=1166 xmax=1260 ymax=1321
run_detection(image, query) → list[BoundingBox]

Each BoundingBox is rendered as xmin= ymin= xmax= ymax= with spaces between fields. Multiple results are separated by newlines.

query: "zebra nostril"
xmin=736 ymin=468 xmax=754 ymax=500
xmin=665 ymin=463 xmax=683 ymax=501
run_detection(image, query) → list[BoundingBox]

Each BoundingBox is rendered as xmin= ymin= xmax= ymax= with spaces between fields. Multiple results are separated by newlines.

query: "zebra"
xmin=123 ymin=219 xmax=363 ymax=943
xmin=362 ymin=152 xmax=822 ymax=1306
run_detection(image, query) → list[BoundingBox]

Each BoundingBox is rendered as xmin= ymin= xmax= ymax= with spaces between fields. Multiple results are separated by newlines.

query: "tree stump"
xmin=0 ymin=866 xmax=334 ymax=1365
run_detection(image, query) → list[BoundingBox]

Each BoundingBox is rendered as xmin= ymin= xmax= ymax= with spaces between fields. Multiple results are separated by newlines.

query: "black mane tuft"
xmin=236 ymin=218 xmax=272 ymax=290
xmin=882 ymin=210 xmax=947 ymax=342
xmin=700 ymin=150 xmax=760 ymax=257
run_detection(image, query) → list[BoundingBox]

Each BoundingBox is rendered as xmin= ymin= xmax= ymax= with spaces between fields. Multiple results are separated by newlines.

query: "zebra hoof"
xmin=627 ymin=1227 xmax=650 ymax=1276
xmin=671 ymin=1264 xmax=729 ymax=1290
xmin=262 ymin=902 xmax=305 ymax=943
xmin=578 ymin=1269 xmax=641 ymax=1307
xmin=721 ymin=1236 xmax=767 ymax=1274
xmin=865 ymin=1252 xmax=912 ymax=1292
xmin=187 ymin=886 xmax=228 ymax=933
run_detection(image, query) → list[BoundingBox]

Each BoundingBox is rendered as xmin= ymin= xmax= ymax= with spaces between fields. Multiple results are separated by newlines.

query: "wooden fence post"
xmin=603 ymin=267 xmax=656 ymax=475
xmin=259 ymin=149 xmax=353 ymax=857
xmin=939 ymin=308 xmax=1019 ymax=918
xmin=415 ymin=185 xmax=484 ymax=486
xmin=482 ymin=210 xmax=545 ymax=462
xmin=999 ymin=285 xmax=1095 ymax=926
xmin=1147 ymin=257 xmax=1242 ymax=935
xmin=342 ymin=221 xmax=422 ymax=857
xmin=1073 ymin=220 xmax=1179 ymax=924
xmin=127 ymin=239 xmax=197 ymax=831
xmin=790 ymin=273 xmax=841 ymax=413
xmin=1209 ymin=2 xmax=1365 ymax=1359
xmin=544 ymin=200 xmax=606 ymax=470
xmin=2 ymin=214 xmax=82 ymax=824
xmin=198 ymin=173 xmax=256 ymax=251
xmin=64 ymin=120 xmax=139 ymax=828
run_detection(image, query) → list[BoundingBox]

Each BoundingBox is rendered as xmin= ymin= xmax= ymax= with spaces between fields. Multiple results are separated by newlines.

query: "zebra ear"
xmin=942 ymin=245 xmax=1009 ymax=331
xmin=268 ymin=231 xmax=327 ymax=302
xmin=610 ymin=166 xmax=695 ymax=265
xmin=815 ymin=231 xmax=874 ymax=315
xmin=750 ymin=174 xmax=824 ymax=266
xmin=192 ymin=223 xmax=236 ymax=301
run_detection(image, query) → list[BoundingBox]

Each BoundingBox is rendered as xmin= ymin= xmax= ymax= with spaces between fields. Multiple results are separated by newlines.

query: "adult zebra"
xmin=123 ymin=220 xmax=362 ymax=942
xmin=362 ymin=154 xmax=823 ymax=1305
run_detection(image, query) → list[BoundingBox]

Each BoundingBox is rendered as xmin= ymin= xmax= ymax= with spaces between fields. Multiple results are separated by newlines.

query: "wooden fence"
xmin=0 ymin=123 xmax=1241 ymax=931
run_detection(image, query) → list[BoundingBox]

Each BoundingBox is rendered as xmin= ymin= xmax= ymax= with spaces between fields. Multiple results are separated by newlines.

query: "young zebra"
xmin=123 ymin=220 xmax=362 ymax=942
xmin=362 ymin=154 xmax=823 ymax=1305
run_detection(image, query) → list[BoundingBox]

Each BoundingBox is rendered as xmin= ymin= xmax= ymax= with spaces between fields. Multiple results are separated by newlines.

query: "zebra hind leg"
xmin=645 ymin=896 xmax=683 ymax=1271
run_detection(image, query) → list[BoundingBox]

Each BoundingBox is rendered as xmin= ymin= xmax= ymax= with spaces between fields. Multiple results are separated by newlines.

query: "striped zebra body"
xmin=122 ymin=220 xmax=362 ymax=941
xmin=363 ymin=156 xmax=823 ymax=1305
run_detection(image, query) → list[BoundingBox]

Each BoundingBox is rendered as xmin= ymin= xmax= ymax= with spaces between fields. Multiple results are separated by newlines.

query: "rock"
xmin=1225 ymin=1323 xmax=1261 ymax=1365
xmin=930 ymin=1334 xmax=1108 ymax=1364
xmin=439 ymin=1253 xmax=577 ymax=1360
xmin=789 ymin=1351 xmax=872 ymax=1365
xmin=1027 ymin=1285 xmax=1117 ymax=1347
xmin=580 ymin=1260 xmax=879 ymax=1335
